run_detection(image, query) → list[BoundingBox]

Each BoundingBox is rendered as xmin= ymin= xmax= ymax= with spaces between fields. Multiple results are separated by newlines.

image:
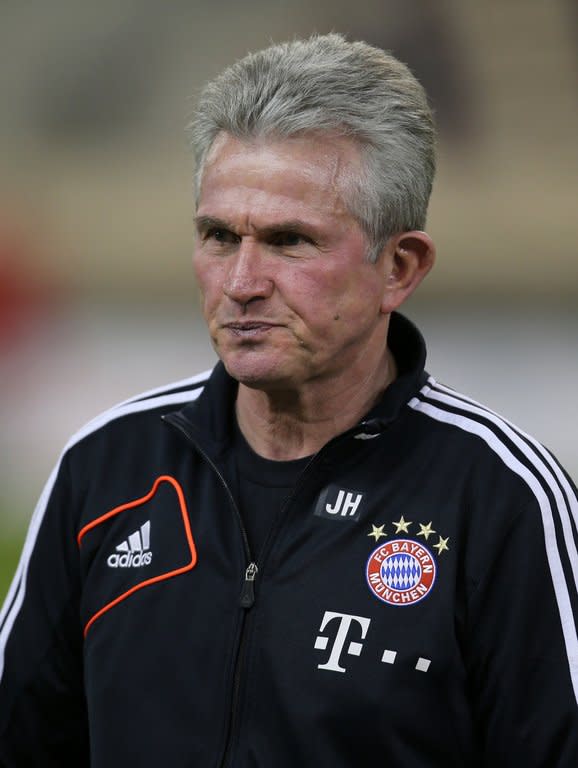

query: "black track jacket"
xmin=1 ymin=313 xmax=578 ymax=766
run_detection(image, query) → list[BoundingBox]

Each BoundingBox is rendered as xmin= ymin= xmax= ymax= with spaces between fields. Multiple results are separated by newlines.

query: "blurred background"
xmin=1 ymin=0 xmax=577 ymax=599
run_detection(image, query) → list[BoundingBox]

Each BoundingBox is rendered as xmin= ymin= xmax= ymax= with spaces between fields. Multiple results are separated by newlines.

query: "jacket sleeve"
xmin=0 ymin=452 xmax=89 ymax=766
xmin=466 ymin=471 xmax=578 ymax=766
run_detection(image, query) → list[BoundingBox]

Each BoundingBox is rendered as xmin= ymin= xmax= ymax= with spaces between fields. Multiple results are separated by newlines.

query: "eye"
xmin=270 ymin=231 xmax=312 ymax=247
xmin=204 ymin=228 xmax=238 ymax=245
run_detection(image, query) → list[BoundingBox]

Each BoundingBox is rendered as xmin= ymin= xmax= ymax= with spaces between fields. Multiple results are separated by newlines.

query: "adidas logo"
xmin=107 ymin=521 xmax=153 ymax=568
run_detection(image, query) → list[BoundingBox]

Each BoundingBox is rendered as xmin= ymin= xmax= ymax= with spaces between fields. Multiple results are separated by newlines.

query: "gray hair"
xmin=188 ymin=33 xmax=436 ymax=261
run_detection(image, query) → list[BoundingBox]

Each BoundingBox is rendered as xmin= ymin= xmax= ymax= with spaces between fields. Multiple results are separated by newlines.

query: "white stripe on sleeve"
xmin=0 ymin=385 xmax=204 ymax=683
xmin=409 ymin=384 xmax=578 ymax=704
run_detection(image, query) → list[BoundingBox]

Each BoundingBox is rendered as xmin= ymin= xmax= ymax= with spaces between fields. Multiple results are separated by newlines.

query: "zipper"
xmin=162 ymin=412 xmax=257 ymax=768
xmin=219 ymin=561 xmax=258 ymax=768
xmin=240 ymin=562 xmax=258 ymax=608
xmin=163 ymin=412 xmax=252 ymax=561
xmin=163 ymin=410 xmax=385 ymax=766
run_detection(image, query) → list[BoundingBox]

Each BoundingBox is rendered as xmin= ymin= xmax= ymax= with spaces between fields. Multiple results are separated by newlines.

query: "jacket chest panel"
xmin=77 ymin=467 xmax=247 ymax=639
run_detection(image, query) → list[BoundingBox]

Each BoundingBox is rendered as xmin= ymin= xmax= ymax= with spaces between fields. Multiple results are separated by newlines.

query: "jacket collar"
xmin=359 ymin=311 xmax=428 ymax=432
xmin=171 ymin=311 xmax=428 ymax=456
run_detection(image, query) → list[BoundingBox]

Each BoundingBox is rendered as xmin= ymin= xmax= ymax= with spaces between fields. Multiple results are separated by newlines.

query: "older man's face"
xmin=193 ymin=133 xmax=391 ymax=393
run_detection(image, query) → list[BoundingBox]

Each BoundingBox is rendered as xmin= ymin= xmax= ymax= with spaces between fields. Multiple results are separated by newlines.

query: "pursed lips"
xmin=223 ymin=321 xmax=280 ymax=336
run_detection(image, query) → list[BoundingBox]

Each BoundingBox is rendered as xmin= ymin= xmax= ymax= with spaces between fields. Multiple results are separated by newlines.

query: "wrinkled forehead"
xmin=198 ymin=131 xmax=365 ymax=217
xmin=197 ymin=135 xmax=359 ymax=230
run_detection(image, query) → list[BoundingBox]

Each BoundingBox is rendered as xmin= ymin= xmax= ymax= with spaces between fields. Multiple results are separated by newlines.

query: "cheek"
xmin=282 ymin=271 xmax=333 ymax=324
xmin=297 ymin=264 xmax=381 ymax=326
xmin=193 ymin=258 xmax=224 ymax=307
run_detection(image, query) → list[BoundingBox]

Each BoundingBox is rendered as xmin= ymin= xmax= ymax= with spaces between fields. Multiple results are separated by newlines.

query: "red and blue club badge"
xmin=366 ymin=516 xmax=449 ymax=607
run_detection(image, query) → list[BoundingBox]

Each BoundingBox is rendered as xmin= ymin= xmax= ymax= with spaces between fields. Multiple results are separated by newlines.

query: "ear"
xmin=379 ymin=231 xmax=436 ymax=314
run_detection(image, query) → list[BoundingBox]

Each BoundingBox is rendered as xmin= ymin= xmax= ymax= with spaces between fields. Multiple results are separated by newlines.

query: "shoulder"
xmin=60 ymin=369 xmax=212 ymax=460
xmin=407 ymin=375 xmax=575 ymax=505
xmin=407 ymin=374 xmax=577 ymax=583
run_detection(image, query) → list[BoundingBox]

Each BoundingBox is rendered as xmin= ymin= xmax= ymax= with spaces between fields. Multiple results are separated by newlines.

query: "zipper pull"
xmin=240 ymin=562 xmax=258 ymax=608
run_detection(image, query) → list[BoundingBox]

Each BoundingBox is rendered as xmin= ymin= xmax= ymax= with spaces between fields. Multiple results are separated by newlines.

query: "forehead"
xmin=197 ymin=133 xmax=362 ymax=227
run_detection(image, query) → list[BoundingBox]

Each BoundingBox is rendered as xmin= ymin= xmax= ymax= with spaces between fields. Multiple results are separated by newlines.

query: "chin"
xmin=221 ymin=356 xmax=294 ymax=391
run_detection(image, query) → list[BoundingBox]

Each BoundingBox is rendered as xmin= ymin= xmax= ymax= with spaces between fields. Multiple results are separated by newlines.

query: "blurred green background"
xmin=1 ymin=0 xmax=577 ymax=602
xmin=0 ymin=539 xmax=22 ymax=605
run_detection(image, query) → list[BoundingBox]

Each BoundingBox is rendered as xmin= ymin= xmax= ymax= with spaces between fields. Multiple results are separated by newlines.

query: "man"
xmin=1 ymin=33 xmax=577 ymax=767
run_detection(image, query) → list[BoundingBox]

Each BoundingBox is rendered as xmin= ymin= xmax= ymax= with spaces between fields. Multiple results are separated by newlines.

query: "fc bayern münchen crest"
xmin=366 ymin=538 xmax=436 ymax=606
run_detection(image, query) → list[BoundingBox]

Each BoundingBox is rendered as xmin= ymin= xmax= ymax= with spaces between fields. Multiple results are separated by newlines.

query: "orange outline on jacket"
xmin=77 ymin=475 xmax=197 ymax=637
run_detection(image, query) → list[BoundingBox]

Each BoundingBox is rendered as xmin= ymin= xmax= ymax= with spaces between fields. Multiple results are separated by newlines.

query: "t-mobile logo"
xmin=314 ymin=611 xmax=371 ymax=673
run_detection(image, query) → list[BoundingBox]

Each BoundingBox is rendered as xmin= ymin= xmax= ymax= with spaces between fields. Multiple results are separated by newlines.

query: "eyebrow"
xmin=195 ymin=215 xmax=318 ymax=239
xmin=195 ymin=216 xmax=230 ymax=234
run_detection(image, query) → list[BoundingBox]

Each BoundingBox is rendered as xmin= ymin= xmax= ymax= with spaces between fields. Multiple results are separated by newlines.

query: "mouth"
xmin=223 ymin=321 xmax=279 ymax=337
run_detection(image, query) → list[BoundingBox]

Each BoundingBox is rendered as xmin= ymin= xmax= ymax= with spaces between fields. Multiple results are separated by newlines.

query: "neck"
xmin=235 ymin=347 xmax=397 ymax=460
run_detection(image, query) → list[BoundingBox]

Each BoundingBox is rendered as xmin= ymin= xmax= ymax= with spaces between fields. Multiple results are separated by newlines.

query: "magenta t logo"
xmin=314 ymin=611 xmax=371 ymax=673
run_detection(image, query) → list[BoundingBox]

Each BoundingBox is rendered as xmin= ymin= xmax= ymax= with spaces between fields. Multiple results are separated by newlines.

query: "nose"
xmin=223 ymin=239 xmax=274 ymax=306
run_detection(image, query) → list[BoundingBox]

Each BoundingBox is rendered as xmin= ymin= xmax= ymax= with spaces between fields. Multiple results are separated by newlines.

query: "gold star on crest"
xmin=417 ymin=521 xmax=436 ymax=541
xmin=368 ymin=524 xmax=387 ymax=542
xmin=392 ymin=515 xmax=412 ymax=534
xmin=433 ymin=536 xmax=450 ymax=555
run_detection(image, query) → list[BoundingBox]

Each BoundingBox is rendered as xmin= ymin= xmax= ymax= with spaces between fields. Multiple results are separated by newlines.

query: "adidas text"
xmin=107 ymin=521 xmax=152 ymax=568
xmin=107 ymin=551 xmax=152 ymax=568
